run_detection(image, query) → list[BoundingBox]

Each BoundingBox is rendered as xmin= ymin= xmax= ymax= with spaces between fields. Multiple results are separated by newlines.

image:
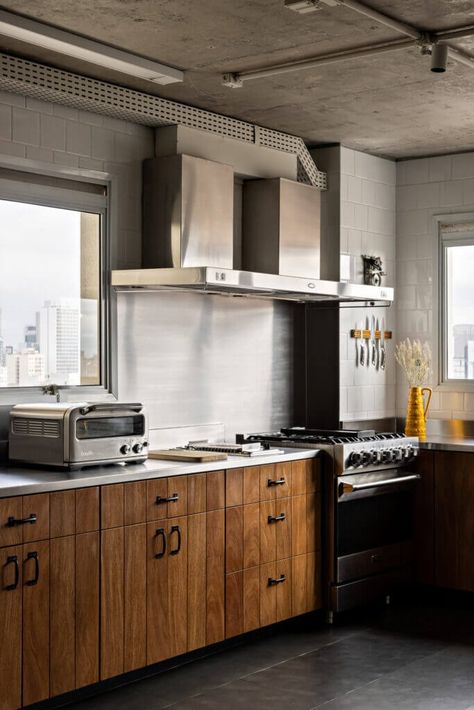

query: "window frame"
xmin=438 ymin=215 xmax=474 ymax=390
xmin=0 ymin=157 xmax=115 ymax=405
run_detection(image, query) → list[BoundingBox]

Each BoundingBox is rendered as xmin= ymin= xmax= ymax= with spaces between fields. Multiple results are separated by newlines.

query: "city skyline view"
xmin=0 ymin=199 xmax=100 ymax=387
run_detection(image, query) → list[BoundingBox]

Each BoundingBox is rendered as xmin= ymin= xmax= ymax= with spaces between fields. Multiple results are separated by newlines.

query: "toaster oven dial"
xmin=120 ymin=444 xmax=131 ymax=455
xmin=133 ymin=443 xmax=144 ymax=454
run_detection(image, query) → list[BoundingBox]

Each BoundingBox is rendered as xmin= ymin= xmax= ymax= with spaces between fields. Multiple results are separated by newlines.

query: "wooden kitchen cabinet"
xmin=100 ymin=473 xmax=225 ymax=677
xmin=225 ymin=459 xmax=322 ymax=638
xmin=0 ymin=489 xmax=100 ymax=710
xmin=434 ymin=451 xmax=474 ymax=591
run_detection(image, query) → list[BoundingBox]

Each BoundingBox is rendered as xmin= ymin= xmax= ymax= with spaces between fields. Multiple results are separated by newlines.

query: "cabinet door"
xmin=22 ymin=540 xmax=50 ymax=707
xmin=147 ymin=517 xmax=188 ymax=664
xmin=0 ymin=546 xmax=22 ymax=710
xmin=292 ymin=552 xmax=320 ymax=615
xmin=100 ymin=527 xmax=124 ymax=680
xmin=225 ymin=503 xmax=260 ymax=573
xmin=435 ymin=452 xmax=474 ymax=591
xmin=225 ymin=567 xmax=260 ymax=638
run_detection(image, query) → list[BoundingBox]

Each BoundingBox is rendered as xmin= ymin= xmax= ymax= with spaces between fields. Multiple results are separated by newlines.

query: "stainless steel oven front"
xmin=328 ymin=467 xmax=420 ymax=615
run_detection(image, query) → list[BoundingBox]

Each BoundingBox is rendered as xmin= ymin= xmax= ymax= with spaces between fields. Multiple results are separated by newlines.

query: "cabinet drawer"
xmin=0 ymin=494 xmax=49 ymax=546
xmin=147 ymin=476 xmax=188 ymax=520
xmin=260 ymin=499 xmax=291 ymax=564
xmin=260 ymin=558 xmax=292 ymax=627
xmin=259 ymin=463 xmax=292 ymax=500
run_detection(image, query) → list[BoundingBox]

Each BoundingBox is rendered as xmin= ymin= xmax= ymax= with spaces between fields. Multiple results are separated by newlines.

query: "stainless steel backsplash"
xmin=116 ymin=291 xmax=294 ymax=440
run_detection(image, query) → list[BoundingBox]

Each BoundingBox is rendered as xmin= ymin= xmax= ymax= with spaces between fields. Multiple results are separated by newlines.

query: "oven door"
xmin=335 ymin=469 xmax=420 ymax=585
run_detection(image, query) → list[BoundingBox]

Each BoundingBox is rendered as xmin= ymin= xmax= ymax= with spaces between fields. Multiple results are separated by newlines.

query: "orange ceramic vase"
xmin=404 ymin=386 xmax=432 ymax=441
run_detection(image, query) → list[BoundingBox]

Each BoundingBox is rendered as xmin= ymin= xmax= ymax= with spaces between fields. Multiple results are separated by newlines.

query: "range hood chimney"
xmin=112 ymin=154 xmax=393 ymax=305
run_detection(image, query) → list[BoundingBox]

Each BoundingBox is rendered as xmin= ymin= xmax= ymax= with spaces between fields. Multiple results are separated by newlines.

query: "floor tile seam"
xmin=308 ymin=645 xmax=452 ymax=709
xmin=159 ymin=632 xmax=374 ymax=708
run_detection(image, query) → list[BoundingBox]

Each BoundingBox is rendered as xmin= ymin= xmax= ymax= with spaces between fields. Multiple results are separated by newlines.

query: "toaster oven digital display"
xmin=76 ymin=415 xmax=145 ymax=440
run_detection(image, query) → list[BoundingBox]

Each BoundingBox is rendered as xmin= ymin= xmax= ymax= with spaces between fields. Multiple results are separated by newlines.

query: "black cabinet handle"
xmin=170 ymin=525 xmax=182 ymax=556
xmin=268 ymin=574 xmax=286 ymax=586
xmin=267 ymin=478 xmax=285 ymax=487
xmin=24 ymin=551 xmax=39 ymax=586
xmin=268 ymin=513 xmax=286 ymax=524
xmin=7 ymin=513 xmax=37 ymax=527
xmin=4 ymin=555 xmax=19 ymax=591
xmin=155 ymin=494 xmax=179 ymax=505
xmin=154 ymin=528 xmax=167 ymax=559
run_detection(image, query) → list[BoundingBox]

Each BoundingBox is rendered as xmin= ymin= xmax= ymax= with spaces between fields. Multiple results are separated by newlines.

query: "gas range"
xmin=237 ymin=427 xmax=419 ymax=476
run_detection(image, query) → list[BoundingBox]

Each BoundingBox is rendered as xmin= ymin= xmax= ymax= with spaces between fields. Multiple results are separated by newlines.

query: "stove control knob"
xmin=381 ymin=448 xmax=393 ymax=464
xmin=403 ymin=446 xmax=413 ymax=460
xmin=371 ymin=449 xmax=380 ymax=465
xmin=120 ymin=444 xmax=131 ymax=455
xmin=348 ymin=451 xmax=362 ymax=467
xmin=361 ymin=450 xmax=373 ymax=467
xmin=133 ymin=443 xmax=144 ymax=454
xmin=393 ymin=448 xmax=404 ymax=463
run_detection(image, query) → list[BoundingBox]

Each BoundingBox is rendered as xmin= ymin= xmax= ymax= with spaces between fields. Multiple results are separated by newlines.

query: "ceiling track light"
xmin=431 ymin=43 xmax=448 ymax=72
xmin=0 ymin=9 xmax=183 ymax=85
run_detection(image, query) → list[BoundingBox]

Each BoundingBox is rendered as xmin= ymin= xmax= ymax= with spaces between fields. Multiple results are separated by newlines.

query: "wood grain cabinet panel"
xmin=225 ymin=503 xmax=260 ymax=573
xmin=100 ymin=527 xmax=124 ymax=680
xmin=50 ymin=536 xmax=75 ymax=696
xmin=124 ymin=524 xmax=147 ymax=672
xmin=0 ymin=499 xmax=23 ymax=548
xmin=260 ymin=499 xmax=291 ymax=564
xmin=434 ymin=451 xmax=474 ymax=592
xmin=76 ymin=487 xmax=100 ymax=533
xmin=205 ymin=508 xmax=225 ymax=645
xmin=75 ymin=532 xmax=100 ymax=688
xmin=22 ymin=539 xmax=50 ymax=707
xmin=414 ymin=451 xmax=434 ymax=586
xmin=225 ymin=567 xmax=260 ymax=638
xmin=291 ymin=553 xmax=320 ymax=616
xmin=0 ymin=545 xmax=22 ymax=710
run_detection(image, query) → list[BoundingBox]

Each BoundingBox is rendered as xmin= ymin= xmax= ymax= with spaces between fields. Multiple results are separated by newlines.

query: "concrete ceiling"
xmin=1 ymin=0 xmax=474 ymax=158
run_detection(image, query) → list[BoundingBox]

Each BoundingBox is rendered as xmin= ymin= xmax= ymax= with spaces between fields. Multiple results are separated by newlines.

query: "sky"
xmin=0 ymin=200 xmax=81 ymax=349
xmin=449 ymin=244 xmax=474 ymax=326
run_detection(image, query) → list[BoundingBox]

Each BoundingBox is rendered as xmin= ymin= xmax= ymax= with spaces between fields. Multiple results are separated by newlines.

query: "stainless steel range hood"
xmin=111 ymin=155 xmax=393 ymax=305
xmin=111 ymin=266 xmax=394 ymax=304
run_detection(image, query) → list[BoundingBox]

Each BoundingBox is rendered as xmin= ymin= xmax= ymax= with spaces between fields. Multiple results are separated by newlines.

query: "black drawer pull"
xmin=7 ymin=513 xmax=37 ymax=527
xmin=268 ymin=513 xmax=286 ymax=524
xmin=155 ymin=494 xmax=179 ymax=505
xmin=4 ymin=555 xmax=19 ymax=591
xmin=24 ymin=551 xmax=39 ymax=586
xmin=268 ymin=574 xmax=286 ymax=586
xmin=268 ymin=478 xmax=285 ymax=487
xmin=154 ymin=528 xmax=167 ymax=559
xmin=170 ymin=525 xmax=182 ymax=556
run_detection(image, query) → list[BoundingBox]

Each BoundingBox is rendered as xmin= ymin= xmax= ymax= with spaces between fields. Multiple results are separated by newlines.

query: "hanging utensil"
xmin=359 ymin=321 xmax=365 ymax=366
xmin=371 ymin=315 xmax=377 ymax=367
xmin=380 ymin=317 xmax=386 ymax=370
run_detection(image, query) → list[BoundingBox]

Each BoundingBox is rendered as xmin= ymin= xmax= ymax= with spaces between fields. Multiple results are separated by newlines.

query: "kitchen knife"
xmin=380 ymin=317 xmax=386 ymax=370
xmin=359 ymin=321 xmax=365 ymax=366
xmin=371 ymin=315 xmax=376 ymax=367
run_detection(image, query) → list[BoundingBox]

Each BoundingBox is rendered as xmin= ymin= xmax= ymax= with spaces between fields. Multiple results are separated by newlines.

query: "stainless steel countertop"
xmin=420 ymin=437 xmax=474 ymax=453
xmin=0 ymin=448 xmax=320 ymax=498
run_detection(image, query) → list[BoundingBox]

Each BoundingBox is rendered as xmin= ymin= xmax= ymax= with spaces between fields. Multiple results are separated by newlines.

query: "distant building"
xmin=39 ymin=300 xmax=80 ymax=385
xmin=452 ymin=324 xmax=474 ymax=379
xmin=24 ymin=323 xmax=38 ymax=351
xmin=6 ymin=349 xmax=44 ymax=386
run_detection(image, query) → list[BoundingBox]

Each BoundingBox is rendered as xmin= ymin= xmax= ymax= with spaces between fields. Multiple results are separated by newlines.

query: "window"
xmin=0 ymin=168 xmax=108 ymax=390
xmin=441 ymin=222 xmax=474 ymax=382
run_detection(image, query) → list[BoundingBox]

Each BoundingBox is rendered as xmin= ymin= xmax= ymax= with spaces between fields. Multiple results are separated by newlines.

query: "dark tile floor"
xmin=66 ymin=595 xmax=474 ymax=710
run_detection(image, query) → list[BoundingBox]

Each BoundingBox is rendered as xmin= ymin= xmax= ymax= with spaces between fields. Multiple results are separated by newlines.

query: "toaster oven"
xmin=9 ymin=402 xmax=148 ymax=469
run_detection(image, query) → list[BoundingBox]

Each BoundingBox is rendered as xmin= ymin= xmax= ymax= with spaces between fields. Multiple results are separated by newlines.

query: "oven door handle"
xmin=339 ymin=473 xmax=420 ymax=496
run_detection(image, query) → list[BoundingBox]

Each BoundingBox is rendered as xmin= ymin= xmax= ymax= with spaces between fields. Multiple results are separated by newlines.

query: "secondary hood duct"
xmin=112 ymin=154 xmax=393 ymax=305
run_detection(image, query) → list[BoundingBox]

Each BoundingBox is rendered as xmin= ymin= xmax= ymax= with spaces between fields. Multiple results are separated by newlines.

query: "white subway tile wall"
xmin=339 ymin=147 xmax=397 ymax=421
xmin=0 ymin=91 xmax=154 ymax=269
xmin=397 ymin=152 xmax=474 ymax=420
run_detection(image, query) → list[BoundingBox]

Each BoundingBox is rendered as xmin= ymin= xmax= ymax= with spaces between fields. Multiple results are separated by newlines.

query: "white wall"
xmin=0 ymin=90 xmax=154 ymax=269
xmin=397 ymin=152 xmax=474 ymax=420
